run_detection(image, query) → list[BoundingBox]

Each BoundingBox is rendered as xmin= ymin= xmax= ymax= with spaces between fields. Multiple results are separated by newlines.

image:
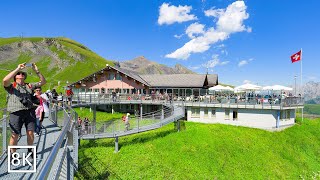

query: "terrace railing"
xmin=66 ymin=92 xmax=303 ymax=109
xmin=80 ymin=104 xmax=185 ymax=139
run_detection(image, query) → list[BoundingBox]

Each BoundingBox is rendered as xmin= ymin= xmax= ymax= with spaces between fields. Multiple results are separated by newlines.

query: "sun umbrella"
xmin=209 ymin=85 xmax=234 ymax=91
xmin=234 ymin=83 xmax=261 ymax=91
xmin=270 ymin=85 xmax=293 ymax=91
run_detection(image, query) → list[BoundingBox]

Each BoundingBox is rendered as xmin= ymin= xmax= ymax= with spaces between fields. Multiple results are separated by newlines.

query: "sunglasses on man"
xmin=16 ymin=72 xmax=26 ymax=75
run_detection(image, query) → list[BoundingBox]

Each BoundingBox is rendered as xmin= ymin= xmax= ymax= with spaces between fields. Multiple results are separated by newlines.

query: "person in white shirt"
xmin=41 ymin=92 xmax=49 ymax=118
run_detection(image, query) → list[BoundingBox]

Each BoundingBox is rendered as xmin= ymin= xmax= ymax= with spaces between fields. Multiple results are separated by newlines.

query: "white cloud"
xmin=204 ymin=8 xmax=224 ymax=18
xmin=158 ymin=3 xmax=197 ymax=25
xmin=238 ymin=58 xmax=253 ymax=67
xmin=174 ymin=34 xmax=184 ymax=39
xmin=215 ymin=44 xmax=225 ymax=49
xmin=166 ymin=28 xmax=228 ymax=59
xmin=243 ymin=80 xmax=251 ymax=84
xmin=220 ymin=61 xmax=229 ymax=65
xmin=165 ymin=1 xmax=250 ymax=60
xmin=238 ymin=60 xmax=248 ymax=67
xmin=186 ymin=22 xmax=205 ymax=38
xmin=202 ymin=54 xmax=229 ymax=68
xmin=215 ymin=1 xmax=250 ymax=33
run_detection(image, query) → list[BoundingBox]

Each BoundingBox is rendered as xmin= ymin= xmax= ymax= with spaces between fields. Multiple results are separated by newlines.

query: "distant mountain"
xmin=119 ymin=56 xmax=195 ymax=75
xmin=304 ymin=81 xmax=320 ymax=104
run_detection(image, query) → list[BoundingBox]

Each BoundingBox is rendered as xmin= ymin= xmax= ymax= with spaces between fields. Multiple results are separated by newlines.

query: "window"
xmin=108 ymin=89 xmax=114 ymax=94
xmin=286 ymin=110 xmax=290 ymax=119
xmin=280 ymin=110 xmax=291 ymax=120
xmin=204 ymin=108 xmax=208 ymax=118
xmin=116 ymin=73 xmax=122 ymax=80
xmin=225 ymin=109 xmax=230 ymax=120
xmin=101 ymin=88 xmax=105 ymax=94
xmin=233 ymin=110 xmax=238 ymax=120
xmin=94 ymin=88 xmax=99 ymax=93
xmin=108 ymin=73 xmax=115 ymax=80
xmin=191 ymin=108 xmax=200 ymax=118
xmin=211 ymin=109 xmax=216 ymax=118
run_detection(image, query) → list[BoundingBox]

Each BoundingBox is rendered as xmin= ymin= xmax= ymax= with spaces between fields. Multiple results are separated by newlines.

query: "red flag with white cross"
xmin=291 ymin=50 xmax=302 ymax=63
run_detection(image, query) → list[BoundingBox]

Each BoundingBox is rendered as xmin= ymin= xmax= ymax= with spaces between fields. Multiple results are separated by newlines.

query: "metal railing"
xmin=37 ymin=104 xmax=78 ymax=179
xmin=61 ymin=93 xmax=304 ymax=109
xmin=0 ymin=108 xmax=9 ymax=160
xmin=79 ymin=104 xmax=180 ymax=138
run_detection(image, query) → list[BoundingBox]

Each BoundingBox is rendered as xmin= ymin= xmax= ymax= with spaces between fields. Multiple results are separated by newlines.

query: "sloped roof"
xmin=69 ymin=65 xmax=218 ymax=88
xmin=207 ymin=74 xmax=218 ymax=86
xmin=112 ymin=66 xmax=149 ymax=85
xmin=140 ymin=74 xmax=218 ymax=88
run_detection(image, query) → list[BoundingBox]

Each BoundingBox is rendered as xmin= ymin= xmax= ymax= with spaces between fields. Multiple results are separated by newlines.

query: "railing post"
xmin=2 ymin=109 xmax=7 ymax=155
xmin=54 ymin=105 xmax=58 ymax=125
xmin=276 ymin=110 xmax=280 ymax=128
xmin=73 ymin=122 xmax=79 ymax=171
xmin=92 ymin=104 xmax=96 ymax=134
xmin=139 ymin=104 xmax=142 ymax=131
xmin=114 ymin=136 xmax=119 ymax=153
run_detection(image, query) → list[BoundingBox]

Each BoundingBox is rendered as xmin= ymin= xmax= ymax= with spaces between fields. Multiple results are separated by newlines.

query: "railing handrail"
xmin=37 ymin=107 xmax=73 ymax=179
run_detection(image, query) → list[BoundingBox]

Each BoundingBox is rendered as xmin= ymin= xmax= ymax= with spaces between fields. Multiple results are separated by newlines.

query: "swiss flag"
xmin=291 ymin=50 xmax=302 ymax=63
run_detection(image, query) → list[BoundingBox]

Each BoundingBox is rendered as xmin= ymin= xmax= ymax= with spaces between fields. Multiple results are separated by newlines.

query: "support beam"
xmin=92 ymin=104 xmax=96 ymax=134
xmin=177 ymin=120 xmax=180 ymax=132
xmin=115 ymin=136 xmax=119 ymax=153
xmin=2 ymin=109 xmax=7 ymax=154
xmin=276 ymin=111 xmax=280 ymax=128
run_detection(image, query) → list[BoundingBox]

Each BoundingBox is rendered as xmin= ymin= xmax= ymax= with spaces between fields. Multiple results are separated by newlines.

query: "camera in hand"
xmin=25 ymin=63 xmax=33 ymax=67
xmin=19 ymin=94 xmax=35 ymax=107
xmin=20 ymin=96 xmax=30 ymax=107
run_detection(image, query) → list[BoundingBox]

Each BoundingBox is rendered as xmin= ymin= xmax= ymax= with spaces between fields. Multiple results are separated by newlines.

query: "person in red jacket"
xmin=65 ymin=85 xmax=74 ymax=105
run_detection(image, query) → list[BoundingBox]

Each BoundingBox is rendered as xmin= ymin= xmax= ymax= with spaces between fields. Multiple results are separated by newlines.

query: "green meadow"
xmin=75 ymin=108 xmax=320 ymax=179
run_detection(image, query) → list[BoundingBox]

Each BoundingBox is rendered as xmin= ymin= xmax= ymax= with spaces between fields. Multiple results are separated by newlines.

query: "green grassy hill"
xmin=0 ymin=37 xmax=115 ymax=107
xmin=76 ymin=117 xmax=320 ymax=179
xmin=304 ymin=104 xmax=320 ymax=115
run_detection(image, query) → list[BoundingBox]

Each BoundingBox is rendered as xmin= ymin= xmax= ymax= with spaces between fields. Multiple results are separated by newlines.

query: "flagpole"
xmin=301 ymin=48 xmax=303 ymax=121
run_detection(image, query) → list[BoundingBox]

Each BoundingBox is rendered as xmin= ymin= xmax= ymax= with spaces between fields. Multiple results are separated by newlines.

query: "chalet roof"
xmin=140 ymin=74 xmax=218 ymax=88
xmin=69 ymin=65 xmax=218 ymax=89
xmin=112 ymin=66 xmax=149 ymax=86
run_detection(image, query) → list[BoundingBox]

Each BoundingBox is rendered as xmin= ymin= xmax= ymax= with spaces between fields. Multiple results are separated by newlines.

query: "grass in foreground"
xmin=76 ymin=117 xmax=320 ymax=179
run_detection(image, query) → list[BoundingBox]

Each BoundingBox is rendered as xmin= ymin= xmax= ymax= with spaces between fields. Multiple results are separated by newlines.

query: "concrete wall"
xmin=187 ymin=107 xmax=296 ymax=129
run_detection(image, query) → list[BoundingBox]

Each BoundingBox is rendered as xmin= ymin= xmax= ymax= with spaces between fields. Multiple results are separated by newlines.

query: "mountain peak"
xmin=120 ymin=57 xmax=195 ymax=75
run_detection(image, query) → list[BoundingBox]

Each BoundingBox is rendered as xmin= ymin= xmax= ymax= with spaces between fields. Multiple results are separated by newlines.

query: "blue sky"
xmin=1 ymin=0 xmax=319 ymax=86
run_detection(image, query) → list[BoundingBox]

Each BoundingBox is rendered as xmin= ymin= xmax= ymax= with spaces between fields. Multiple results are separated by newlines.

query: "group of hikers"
xmin=77 ymin=117 xmax=91 ymax=134
xmin=3 ymin=63 xmax=75 ymax=161
xmin=3 ymin=63 xmax=132 ymax=161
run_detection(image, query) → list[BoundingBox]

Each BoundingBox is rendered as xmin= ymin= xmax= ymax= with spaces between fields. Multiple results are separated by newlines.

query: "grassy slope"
xmin=76 ymin=117 xmax=320 ymax=179
xmin=304 ymin=104 xmax=320 ymax=115
xmin=0 ymin=37 xmax=114 ymax=107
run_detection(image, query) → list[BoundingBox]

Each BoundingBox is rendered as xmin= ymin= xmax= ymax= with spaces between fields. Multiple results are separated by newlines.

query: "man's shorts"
xmin=9 ymin=109 xmax=36 ymax=135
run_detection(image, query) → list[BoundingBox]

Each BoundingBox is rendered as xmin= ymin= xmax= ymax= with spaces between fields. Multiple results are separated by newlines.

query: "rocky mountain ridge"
xmin=119 ymin=56 xmax=195 ymax=75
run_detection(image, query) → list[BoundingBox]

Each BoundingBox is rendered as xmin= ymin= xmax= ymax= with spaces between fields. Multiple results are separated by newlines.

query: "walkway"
xmin=0 ymin=117 xmax=61 ymax=179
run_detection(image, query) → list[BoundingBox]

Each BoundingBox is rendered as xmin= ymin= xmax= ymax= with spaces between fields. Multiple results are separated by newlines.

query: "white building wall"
xmin=187 ymin=107 xmax=296 ymax=130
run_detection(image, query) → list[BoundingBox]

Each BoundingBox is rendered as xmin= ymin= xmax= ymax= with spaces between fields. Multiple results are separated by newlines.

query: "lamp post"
xmin=294 ymin=75 xmax=297 ymax=96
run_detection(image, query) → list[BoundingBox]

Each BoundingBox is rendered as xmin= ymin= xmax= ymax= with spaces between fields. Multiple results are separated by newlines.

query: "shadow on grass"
xmin=76 ymin=150 xmax=119 ymax=180
xmin=81 ymin=128 xmax=177 ymax=149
